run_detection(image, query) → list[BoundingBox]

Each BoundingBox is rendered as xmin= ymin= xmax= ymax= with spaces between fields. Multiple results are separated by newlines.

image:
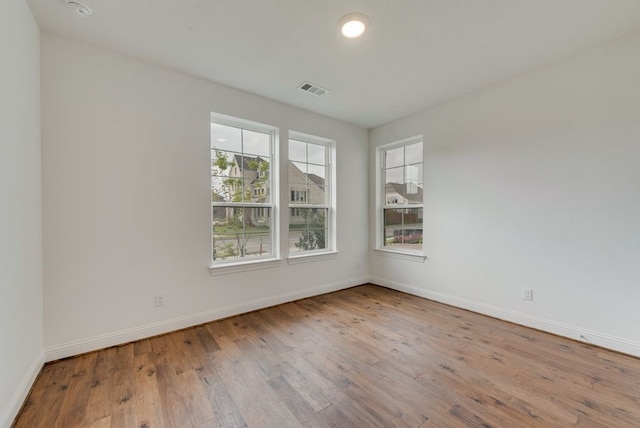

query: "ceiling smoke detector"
xmin=298 ymin=82 xmax=329 ymax=97
xmin=65 ymin=0 xmax=92 ymax=17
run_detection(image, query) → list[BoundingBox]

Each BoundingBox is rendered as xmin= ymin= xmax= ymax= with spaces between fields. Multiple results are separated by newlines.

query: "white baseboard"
xmin=45 ymin=277 xmax=368 ymax=361
xmin=371 ymin=276 xmax=640 ymax=358
xmin=0 ymin=349 xmax=44 ymax=428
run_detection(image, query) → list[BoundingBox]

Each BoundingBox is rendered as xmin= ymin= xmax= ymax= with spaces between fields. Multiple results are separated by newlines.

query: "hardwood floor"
xmin=13 ymin=284 xmax=640 ymax=427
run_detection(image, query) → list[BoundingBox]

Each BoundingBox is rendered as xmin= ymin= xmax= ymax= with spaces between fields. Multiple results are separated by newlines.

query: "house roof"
xmin=233 ymin=154 xmax=266 ymax=171
xmin=289 ymin=162 xmax=325 ymax=189
xmin=386 ymin=182 xmax=423 ymax=203
xmin=231 ymin=155 xmax=326 ymax=187
xmin=306 ymin=173 xmax=325 ymax=188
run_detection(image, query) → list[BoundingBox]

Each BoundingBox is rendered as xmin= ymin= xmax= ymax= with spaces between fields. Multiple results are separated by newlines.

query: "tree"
xmin=295 ymin=210 xmax=326 ymax=251
xmin=211 ymin=151 xmax=270 ymax=259
xmin=212 ymin=151 xmax=241 ymax=202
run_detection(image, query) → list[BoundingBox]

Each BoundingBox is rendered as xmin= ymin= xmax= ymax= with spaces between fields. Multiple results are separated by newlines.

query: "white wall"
xmin=41 ymin=34 xmax=369 ymax=360
xmin=370 ymin=31 xmax=640 ymax=356
xmin=0 ymin=0 xmax=44 ymax=426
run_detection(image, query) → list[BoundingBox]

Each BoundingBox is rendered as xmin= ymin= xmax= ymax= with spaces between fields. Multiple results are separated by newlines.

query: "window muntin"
xmin=288 ymin=136 xmax=332 ymax=255
xmin=380 ymin=138 xmax=424 ymax=252
xmin=211 ymin=117 xmax=276 ymax=263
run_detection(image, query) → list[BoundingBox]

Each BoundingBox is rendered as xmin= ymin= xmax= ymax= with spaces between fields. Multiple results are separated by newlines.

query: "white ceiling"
xmin=27 ymin=0 xmax=640 ymax=128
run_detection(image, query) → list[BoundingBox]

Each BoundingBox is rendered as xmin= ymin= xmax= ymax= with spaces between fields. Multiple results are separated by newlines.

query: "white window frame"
xmin=375 ymin=136 xmax=426 ymax=262
xmin=287 ymin=131 xmax=337 ymax=261
xmin=209 ymin=112 xmax=280 ymax=272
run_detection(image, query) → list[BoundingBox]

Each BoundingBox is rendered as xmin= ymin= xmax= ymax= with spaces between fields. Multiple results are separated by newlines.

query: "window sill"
xmin=373 ymin=248 xmax=427 ymax=263
xmin=209 ymin=258 xmax=283 ymax=276
xmin=287 ymin=251 xmax=338 ymax=265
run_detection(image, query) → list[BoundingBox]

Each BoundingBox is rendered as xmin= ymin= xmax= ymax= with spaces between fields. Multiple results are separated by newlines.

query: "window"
xmin=290 ymin=190 xmax=307 ymax=203
xmin=211 ymin=114 xmax=277 ymax=263
xmin=379 ymin=137 xmax=423 ymax=253
xmin=288 ymin=133 xmax=335 ymax=255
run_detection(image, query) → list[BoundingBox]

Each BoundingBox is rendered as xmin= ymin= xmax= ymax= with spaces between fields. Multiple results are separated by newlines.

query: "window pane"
xmin=385 ymin=167 xmax=404 ymax=205
xmin=211 ymin=116 xmax=276 ymax=265
xmin=211 ymin=176 xmax=229 ymax=203
xmin=405 ymin=163 xmax=423 ymax=189
xmin=212 ymin=207 xmax=271 ymax=260
xmin=212 ymin=204 xmax=226 ymax=223
xmin=383 ymin=208 xmax=423 ymax=250
xmin=307 ymin=143 xmax=326 ymax=166
xmin=290 ymin=161 xmax=308 ymax=186
xmin=289 ymin=208 xmax=328 ymax=253
xmin=242 ymin=129 xmax=270 ymax=157
xmin=307 ymin=163 xmax=326 ymax=180
xmin=290 ymin=189 xmax=308 ymax=203
xmin=383 ymin=141 xmax=423 ymax=206
xmin=219 ymin=155 xmax=267 ymax=203
xmin=385 ymin=146 xmax=404 ymax=169
xmin=404 ymin=163 xmax=423 ymax=204
xmin=211 ymin=150 xmax=242 ymax=202
xmin=250 ymin=181 xmax=269 ymax=203
xmin=385 ymin=166 xmax=404 ymax=186
xmin=211 ymin=150 xmax=234 ymax=176
xmin=404 ymin=207 xmax=423 ymax=237
xmin=289 ymin=139 xmax=307 ymax=163
xmin=383 ymin=208 xmax=402 ymax=244
xmin=211 ymin=123 xmax=241 ymax=153
xmin=309 ymin=185 xmax=326 ymax=205
xmin=404 ymin=142 xmax=422 ymax=164
xmin=288 ymin=135 xmax=333 ymax=255
xmin=306 ymin=164 xmax=327 ymax=204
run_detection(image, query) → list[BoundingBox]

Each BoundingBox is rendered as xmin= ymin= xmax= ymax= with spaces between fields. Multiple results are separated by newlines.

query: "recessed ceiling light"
xmin=338 ymin=13 xmax=369 ymax=38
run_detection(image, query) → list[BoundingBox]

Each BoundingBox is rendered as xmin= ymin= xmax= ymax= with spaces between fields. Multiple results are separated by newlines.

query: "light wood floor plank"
xmin=13 ymin=284 xmax=640 ymax=427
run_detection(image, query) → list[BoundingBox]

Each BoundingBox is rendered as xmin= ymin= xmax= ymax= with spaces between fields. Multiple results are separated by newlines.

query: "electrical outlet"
xmin=155 ymin=293 xmax=166 ymax=307
xmin=522 ymin=288 xmax=533 ymax=301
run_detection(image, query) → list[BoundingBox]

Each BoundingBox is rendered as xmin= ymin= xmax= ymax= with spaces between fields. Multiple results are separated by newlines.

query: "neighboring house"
xmin=225 ymin=154 xmax=270 ymax=225
xmin=384 ymin=182 xmax=423 ymax=239
xmin=384 ymin=182 xmax=423 ymax=205
xmin=288 ymin=161 xmax=325 ymax=225
xmin=228 ymin=154 xmax=270 ymax=202
xmin=213 ymin=153 xmax=326 ymax=225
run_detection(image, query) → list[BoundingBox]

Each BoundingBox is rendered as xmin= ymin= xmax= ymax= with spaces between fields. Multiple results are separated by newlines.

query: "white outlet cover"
xmin=155 ymin=293 xmax=166 ymax=306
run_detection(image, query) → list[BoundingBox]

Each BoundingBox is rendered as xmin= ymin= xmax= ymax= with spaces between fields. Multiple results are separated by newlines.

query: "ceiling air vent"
xmin=299 ymin=82 xmax=329 ymax=97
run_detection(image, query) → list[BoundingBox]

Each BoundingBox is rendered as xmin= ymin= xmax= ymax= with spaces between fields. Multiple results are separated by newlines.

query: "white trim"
xmin=289 ymin=131 xmax=334 ymax=147
xmin=209 ymin=257 xmax=283 ymax=276
xmin=45 ymin=277 xmax=369 ymax=362
xmin=373 ymin=248 xmax=427 ymax=263
xmin=287 ymin=251 xmax=338 ymax=264
xmin=0 ymin=349 xmax=44 ymax=427
xmin=210 ymin=112 xmax=278 ymax=134
xmin=370 ymin=276 xmax=640 ymax=358
xmin=289 ymin=204 xmax=328 ymax=209
xmin=376 ymin=135 xmax=424 ymax=250
xmin=287 ymin=132 xmax=337 ymax=256
xmin=378 ymin=135 xmax=423 ymax=151
xmin=210 ymin=112 xmax=280 ymax=268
